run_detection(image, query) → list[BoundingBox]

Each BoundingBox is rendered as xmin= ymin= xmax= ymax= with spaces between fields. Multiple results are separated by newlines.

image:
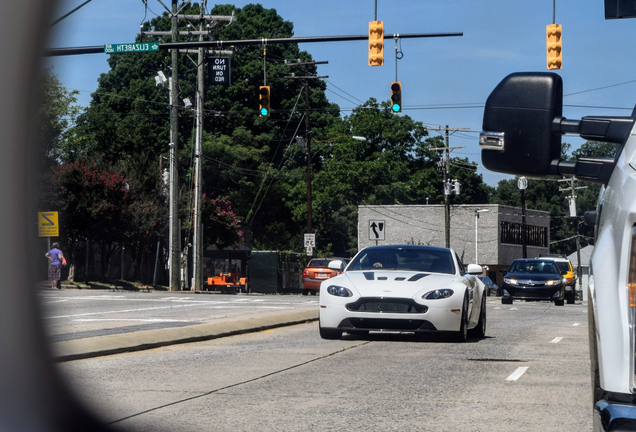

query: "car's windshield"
xmin=348 ymin=248 xmax=455 ymax=274
xmin=554 ymin=261 xmax=571 ymax=273
xmin=508 ymin=260 xmax=558 ymax=274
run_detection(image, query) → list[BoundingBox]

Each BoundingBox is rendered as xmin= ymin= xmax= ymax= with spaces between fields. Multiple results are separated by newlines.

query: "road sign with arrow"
xmin=369 ymin=220 xmax=385 ymax=241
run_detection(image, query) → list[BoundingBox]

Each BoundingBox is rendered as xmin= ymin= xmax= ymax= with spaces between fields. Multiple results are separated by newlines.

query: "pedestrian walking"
xmin=45 ymin=242 xmax=64 ymax=289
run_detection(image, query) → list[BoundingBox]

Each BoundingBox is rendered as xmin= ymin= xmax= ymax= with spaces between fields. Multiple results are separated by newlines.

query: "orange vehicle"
xmin=207 ymin=273 xmax=248 ymax=293
xmin=302 ymin=258 xmax=347 ymax=295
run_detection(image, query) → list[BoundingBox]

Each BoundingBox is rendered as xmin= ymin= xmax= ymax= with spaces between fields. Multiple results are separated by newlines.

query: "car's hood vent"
xmin=361 ymin=272 xmax=430 ymax=282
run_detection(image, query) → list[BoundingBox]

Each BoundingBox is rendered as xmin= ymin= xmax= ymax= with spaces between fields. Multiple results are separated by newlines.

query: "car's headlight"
xmin=545 ymin=279 xmax=562 ymax=286
xmin=326 ymin=285 xmax=353 ymax=297
xmin=422 ymin=289 xmax=454 ymax=299
xmin=503 ymin=277 xmax=517 ymax=285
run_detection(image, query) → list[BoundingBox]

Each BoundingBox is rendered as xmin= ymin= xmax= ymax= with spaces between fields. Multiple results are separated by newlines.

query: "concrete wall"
xmin=358 ymin=204 xmax=550 ymax=267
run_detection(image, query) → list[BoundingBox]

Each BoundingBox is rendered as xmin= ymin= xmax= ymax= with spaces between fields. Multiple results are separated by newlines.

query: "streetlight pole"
xmin=475 ymin=209 xmax=489 ymax=264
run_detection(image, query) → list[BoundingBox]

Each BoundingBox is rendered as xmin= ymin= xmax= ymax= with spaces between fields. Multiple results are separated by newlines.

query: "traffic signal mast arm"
xmin=45 ymin=32 xmax=463 ymax=56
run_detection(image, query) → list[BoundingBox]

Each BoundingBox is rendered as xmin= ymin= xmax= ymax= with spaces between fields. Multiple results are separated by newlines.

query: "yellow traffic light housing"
xmin=390 ymin=82 xmax=402 ymax=113
xmin=368 ymin=20 xmax=384 ymax=66
xmin=546 ymin=24 xmax=562 ymax=70
xmin=259 ymin=85 xmax=270 ymax=117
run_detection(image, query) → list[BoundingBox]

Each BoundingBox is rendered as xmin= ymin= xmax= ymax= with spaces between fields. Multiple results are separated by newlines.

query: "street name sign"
xmin=104 ymin=43 xmax=160 ymax=54
xmin=38 ymin=212 xmax=59 ymax=237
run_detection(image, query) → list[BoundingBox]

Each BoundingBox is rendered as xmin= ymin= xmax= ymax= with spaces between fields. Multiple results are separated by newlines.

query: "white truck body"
xmin=479 ymin=72 xmax=636 ymax=431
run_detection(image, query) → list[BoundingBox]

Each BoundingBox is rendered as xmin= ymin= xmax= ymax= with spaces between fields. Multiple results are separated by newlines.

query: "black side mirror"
xmin=500 ymin=268 xmax=508 ymax=274
xmin=585 ymin=211 xmax=598 ymax=226
xmin=480 ymin=72 xmax=635 ymax=184
xmin=480 ymin=72 xmax=563 ymax=176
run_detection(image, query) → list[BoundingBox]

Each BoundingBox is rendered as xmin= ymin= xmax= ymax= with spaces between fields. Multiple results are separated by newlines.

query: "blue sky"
xmin=46 ymin=0 xmax=636 ymax=187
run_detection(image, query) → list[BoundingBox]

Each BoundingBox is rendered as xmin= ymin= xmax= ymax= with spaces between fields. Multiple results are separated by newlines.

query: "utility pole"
xmin=285 ymin=60 xmax=328 ymax=235
xmin=559 ymin=176 xmax=587 ymax=296
xmin=191 ymin=3 xmax=205 ymax=292
xmin=169 ymin=0 xmax=180 ymax=291
xmin=149 ymin=2 xmax=234 ymax=291
xmin=427 ymin=126 xmax=468 ymax=248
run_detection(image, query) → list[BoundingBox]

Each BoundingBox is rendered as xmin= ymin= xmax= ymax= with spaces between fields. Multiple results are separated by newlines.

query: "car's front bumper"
xmin=319 ymin=300 xmax=463 ymax=333
xmin=502 ymin=283 xmax=564 ymax=301
xmin=594 ymin=399 xmax=636 ymax=431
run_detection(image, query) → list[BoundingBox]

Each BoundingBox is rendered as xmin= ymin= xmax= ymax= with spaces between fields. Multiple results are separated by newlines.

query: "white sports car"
xmin=319 ymin=245 xmax=487 ymax=341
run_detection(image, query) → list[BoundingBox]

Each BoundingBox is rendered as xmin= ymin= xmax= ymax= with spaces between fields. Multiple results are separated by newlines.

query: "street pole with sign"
xmin=518 ymin=176 xmax=528 ymax=258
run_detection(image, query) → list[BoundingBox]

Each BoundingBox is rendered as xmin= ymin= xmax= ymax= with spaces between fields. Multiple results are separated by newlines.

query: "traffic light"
xmin=546 ymin=24 xmax=562 ymax=70
xmin=390 ymin=82 xmax=402 ymax=113
xmin=368 ymin=20 xmax=384 ymax=66
xmin=259 ymin=85 xmax=270 ymax=117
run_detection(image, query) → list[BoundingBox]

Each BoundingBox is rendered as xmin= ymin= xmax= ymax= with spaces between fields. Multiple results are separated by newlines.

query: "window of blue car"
xmin=348 ymin=248 xmax=455 ymax=274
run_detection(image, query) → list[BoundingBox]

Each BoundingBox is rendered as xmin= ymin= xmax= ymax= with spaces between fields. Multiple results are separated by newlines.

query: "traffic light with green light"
xmin=390 ymin=82 xmax=402 ymax=113
xmin=259 ymin=86 xmax=271 ymax=117
xmin=368 ymin=21 xmax=384 ymax=66
xmin=546 ymin=24 xmax=562 ymax=70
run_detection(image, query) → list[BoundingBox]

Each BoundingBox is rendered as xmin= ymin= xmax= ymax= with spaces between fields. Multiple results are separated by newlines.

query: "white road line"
xmin=44 ymin=303 xmax=203 ymax=319
xmin=493 ymin=307 xmax=501 ymax=310
xmin=573 ymin=323 xmax=580 ymax=326
xmin=506 ymin=367 xmax=529 ymax=381
xmin=73 ymin=318 xmax=193 ymax=323
xmin=46 ymin=299 xmax=69 ymax=304
xmin=550 ymin=337 xmax=563 ymax=344
xmin=510 ymin=307 xmax=518 ymax=310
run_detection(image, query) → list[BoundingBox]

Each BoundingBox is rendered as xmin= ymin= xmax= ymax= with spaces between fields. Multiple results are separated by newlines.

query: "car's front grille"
xmin=345 ymin=297 xmax=427 ymax=314
xmin=338 ymin=318 xmax=436 ymax=331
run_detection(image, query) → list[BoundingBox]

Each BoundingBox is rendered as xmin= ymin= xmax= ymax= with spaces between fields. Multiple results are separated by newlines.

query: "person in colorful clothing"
xmin=45 ymin=242 xmax=64 ymax=289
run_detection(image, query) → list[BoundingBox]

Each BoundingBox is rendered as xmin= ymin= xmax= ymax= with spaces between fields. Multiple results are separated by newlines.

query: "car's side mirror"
xmin=480 ymin=72 xmax=635 ymax=184
xmin=585 ymin=210 xmax=598 ymax=226
xmin=480 ymin=72 xmax=563 ymax=176
xmin=466 ymin=264 xmax=483 ymax=275
xmin=328 ymin=260 xmax=344 ymax=270
xmin=500 ymin=268 xmax=508 ymax=274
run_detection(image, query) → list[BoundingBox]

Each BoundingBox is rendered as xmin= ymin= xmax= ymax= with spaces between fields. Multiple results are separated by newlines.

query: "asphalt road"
xmin=56 ymin=298 xmax=592 ymax=432
xmin=39 ymin=290 xmax=318 ymax=343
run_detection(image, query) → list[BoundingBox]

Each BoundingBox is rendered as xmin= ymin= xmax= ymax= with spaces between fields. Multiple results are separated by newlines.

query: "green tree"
xmin=72 ymin=3 xmax=340 ymax=252
xmin=281 ymin=100 xmax=490 ymax=255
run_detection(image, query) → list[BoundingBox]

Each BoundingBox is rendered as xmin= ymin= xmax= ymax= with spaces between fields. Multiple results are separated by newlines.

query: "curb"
xmin=52 ymin=309 xmax=319 ymax=362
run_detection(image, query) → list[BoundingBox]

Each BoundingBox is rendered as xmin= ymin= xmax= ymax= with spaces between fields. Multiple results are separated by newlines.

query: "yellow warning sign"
xmin=38 ymin=212 xmax=59 ymax=237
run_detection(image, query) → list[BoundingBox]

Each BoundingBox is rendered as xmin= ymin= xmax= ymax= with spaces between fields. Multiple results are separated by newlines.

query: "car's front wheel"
xmin=454 ymin=294 xmax=469 ymax=342
xmin=469 ymin=296 xmax=487 ymax=339
xmin=566 ymin=288 xmax=575 ymax=304
xmin=319 ymin=324 xmax=342 ymax=340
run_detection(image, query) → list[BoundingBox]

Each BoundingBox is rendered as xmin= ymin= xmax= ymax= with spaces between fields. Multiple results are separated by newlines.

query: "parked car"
xmin=318 ymin=245 xmax=487 ymax=341
xmin=477 ymin=275 xmax=500 ymax=297
xmin=302 ymin=257 xmax=347 ymax=295
xmin=537 ymin=253 xmax=576 ymax=304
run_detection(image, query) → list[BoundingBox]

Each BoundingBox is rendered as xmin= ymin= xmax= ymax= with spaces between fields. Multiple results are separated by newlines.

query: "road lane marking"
xmin=44 ymin=303 xmax=203 ymax=319
xmin=73 ymin=318 xmax=193 ymax=323
xmin=46 ymin=299 xmax=69 ymax=304
xmin=493 ymin=307 xmax=501 ymax=310
xmin=510 ymin=307 xmax=518 ymax=310
xmin=573 ymin=323 xmax=580 ymax=326
xmin=506 ymin=367 xmax=529 ymax=381
xmin=550 ymin=337 xmax=563 ymax=344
